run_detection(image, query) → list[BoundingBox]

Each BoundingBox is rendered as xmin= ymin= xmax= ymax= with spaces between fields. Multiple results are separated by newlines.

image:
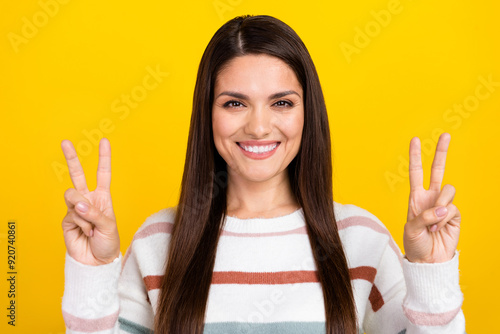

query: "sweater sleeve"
xmin=61 ymin=240 xmax=155 ymax=333
xmin=362 ymin=238 xmax=466 ymax=334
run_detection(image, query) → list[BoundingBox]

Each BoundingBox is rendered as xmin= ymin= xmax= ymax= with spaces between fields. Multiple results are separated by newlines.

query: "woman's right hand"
xmin=61 ymin=137 xmax=120 ymax=266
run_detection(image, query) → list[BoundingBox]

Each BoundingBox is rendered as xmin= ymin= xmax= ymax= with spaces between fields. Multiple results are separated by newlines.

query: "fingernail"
xmin=430 ymin=224 xmax=438 ymax=232
xmin=435 ymin=206 xmax=447 ymax=217
xmin=76 ymin=202 xmax=89 ymax=213
xmin=89 ymin=229 xmax=94 ymax=237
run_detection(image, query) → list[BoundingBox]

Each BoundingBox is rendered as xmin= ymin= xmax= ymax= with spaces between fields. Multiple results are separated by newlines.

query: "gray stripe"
xmin=118 ymin=317 xmax=154 ymax=334
xmin=203 ymin=321 xmax=326 ymax=334
xmin=116 ymin=318 xmax=413 ymax=334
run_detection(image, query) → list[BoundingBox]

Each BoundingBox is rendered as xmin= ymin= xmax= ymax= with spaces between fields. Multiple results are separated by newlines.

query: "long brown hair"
xmin=154 ymin=15 xmax=357 ymax=334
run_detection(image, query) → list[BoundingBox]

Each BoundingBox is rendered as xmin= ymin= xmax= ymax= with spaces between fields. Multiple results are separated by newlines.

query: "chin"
xmin=242 ymin=171 xmax=278 ymax=182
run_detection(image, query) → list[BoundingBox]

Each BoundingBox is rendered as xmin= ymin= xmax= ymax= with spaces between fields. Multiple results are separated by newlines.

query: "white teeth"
xmin=240 ymin=143 xmax=278 ymax=154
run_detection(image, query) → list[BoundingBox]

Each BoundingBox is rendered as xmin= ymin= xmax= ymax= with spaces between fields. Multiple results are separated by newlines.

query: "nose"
xmin=244 ymin=105 xmax=272 ymax=138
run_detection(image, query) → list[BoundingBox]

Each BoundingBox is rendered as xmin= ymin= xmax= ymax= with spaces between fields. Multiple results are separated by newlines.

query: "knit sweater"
xmin=61 ymin=201 xmax=466 ymax=333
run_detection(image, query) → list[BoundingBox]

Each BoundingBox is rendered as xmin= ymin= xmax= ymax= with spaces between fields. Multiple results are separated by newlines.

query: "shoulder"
xmin=133 ymin=205 xmax=178 ymax=237
xmin=126 ymin=206 xmax=178 ymax=255
xmin=333 ymin=201 xmax=402 ymax=265
xmin=123 ymin=206 xmax=178 ymax=268
xmin=334 ymin=201 xmax=382 ymax=225
xmin=333 ymin=201 xmax=390 ymax=234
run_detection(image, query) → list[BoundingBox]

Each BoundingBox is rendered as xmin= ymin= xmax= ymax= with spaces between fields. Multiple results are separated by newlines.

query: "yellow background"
xmin=1 ymin=0 xmax=499 ymax=332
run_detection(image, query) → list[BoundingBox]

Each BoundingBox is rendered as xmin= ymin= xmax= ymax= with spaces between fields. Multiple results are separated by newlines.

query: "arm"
xmin=60 ymin=138 xmax=155 ymax=332
xmin=363 ymin=132 xmax=466 ymax=332
xmin=401 ymin=251 xmax=465 ymax=332
xmin=62 ymin=241 xmax=155 ymax=333
xmin=362 ymin=238 xmax=465 ymax=333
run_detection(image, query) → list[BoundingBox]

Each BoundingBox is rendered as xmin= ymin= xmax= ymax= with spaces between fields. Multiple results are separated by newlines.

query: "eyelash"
xmin=222 ymin=100 xmax=294 ymax=109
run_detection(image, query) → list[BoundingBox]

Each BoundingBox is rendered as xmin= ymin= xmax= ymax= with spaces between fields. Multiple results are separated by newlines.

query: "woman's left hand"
xmin=403 ymin=132 xmax=461 ymax=263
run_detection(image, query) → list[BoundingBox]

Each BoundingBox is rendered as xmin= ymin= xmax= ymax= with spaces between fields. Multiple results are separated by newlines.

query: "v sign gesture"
xmin=61 ymin=137 xmax=121 ymax=266
xmin=403 ymin=133 xmax=461 ymax=263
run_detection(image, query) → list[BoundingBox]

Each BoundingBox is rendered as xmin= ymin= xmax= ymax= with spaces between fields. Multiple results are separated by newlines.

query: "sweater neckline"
xmin=222 ymin=207 xmax=305 ymax=234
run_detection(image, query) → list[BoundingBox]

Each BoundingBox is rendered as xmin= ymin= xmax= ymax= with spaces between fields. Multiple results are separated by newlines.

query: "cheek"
xmin=281 ymin=113 xmax=304 ymax=141
xmin=212 ymin=111 xmax=224 ymax=140
xmin=212 ymin=111 xmax=235 ymax=145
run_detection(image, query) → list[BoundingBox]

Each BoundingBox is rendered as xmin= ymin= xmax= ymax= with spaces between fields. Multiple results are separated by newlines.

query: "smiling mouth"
xmin=237 ymin=142 xmax=280 ymax=154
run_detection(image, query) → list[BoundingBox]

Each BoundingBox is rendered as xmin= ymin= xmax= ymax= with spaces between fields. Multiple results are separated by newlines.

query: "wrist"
xmin=404 ymin=252 xmax=455 ymax=264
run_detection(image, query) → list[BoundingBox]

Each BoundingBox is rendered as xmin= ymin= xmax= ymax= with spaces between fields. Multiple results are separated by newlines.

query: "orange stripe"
xmin=211 ymin=270 xmax=319 ymax=284
xmin=143 ymin=275 xmax=163 ymax=291
xmin=350 ymin=266 xmax=385 ymax=312
xmin=369 ymin=285 xmax=384 ymax=312
xmin=349 ymin=266 xmax=377 ymax=283
xmin=143 ymin=267 xmax=384 ymax=312
xmin=143 ymin=266 xmax=380 ymax=290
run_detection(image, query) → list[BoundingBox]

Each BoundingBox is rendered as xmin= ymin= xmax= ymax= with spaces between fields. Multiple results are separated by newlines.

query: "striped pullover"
xmin=61 ymin=201 xmax=466 ymax=333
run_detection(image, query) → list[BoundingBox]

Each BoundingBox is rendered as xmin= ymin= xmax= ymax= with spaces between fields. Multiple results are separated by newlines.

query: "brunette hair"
xmin=154 ymin=14 xmax=357 ymax=334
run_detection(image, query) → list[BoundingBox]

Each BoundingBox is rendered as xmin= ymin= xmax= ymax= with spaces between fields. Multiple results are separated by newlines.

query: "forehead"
xmin=214 ymin=54 xmax=302 ymax=95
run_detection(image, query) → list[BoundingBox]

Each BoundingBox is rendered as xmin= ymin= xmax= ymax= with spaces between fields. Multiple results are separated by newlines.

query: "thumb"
xmin=75 ymin=201 xmax=112 ymax=231
xmin=406 ymin=206 xmax=448 ymax=235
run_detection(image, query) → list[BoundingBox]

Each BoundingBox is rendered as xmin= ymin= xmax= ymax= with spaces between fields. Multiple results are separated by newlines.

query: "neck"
xmin=225 ymin=168 xmax=300 ymax=219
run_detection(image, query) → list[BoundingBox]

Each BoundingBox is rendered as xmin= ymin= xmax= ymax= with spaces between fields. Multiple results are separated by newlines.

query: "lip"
xmin=237 ymin=141 xmax=280 ymax=160
xmin=238 ymin=140 xmax=280 ymax=146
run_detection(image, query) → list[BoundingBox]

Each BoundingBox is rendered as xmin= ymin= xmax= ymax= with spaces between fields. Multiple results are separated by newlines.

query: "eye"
xmin=223 ymin=100 xmax=245 ymax=108
xmin=273 ymin=100 xmax=294 ymax=108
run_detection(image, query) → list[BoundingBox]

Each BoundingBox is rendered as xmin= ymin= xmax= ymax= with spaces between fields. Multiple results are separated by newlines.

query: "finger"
xmin=409 ymin=137 xmax=424 ymax=192
xmin=431 ymin=203 xmax=459 ymax=232
xmin=61 ymin=140 xmax=90 ymax=194
xmin=63 ymin=211 xmax=94 ymax=237
xmin=450 ymin=204 xmax=461 ymax=226
xmin=96 ymin=137 xmax=111 ymax=192
xmin=64 ymin=188 xmax=87 ymax=210
xmin=434 ymin=184 xmax=456 ymax=207
xmin=406 ymin=205 xmax=449 ymax=234
xmin=73 ymin=198 xmax=111 ymax=230
xmin=429 ymin=133 xmax=451 ymax=191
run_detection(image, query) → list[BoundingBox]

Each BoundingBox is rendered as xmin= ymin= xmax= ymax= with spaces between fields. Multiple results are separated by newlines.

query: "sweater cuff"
xmin=402 ymin=250 xmax=463 ymax=314
xmin=62 ymin=251 xmax=122 ymax=319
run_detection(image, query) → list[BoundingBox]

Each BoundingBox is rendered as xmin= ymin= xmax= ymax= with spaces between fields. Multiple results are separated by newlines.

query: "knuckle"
xmin=64 ymin=188 xmax=73 ymax=200
xmin=65 ymin=210 xmax=72 ymax=220
xmin=424 ymin=208 xmax=443 ymax=223
xmin=64 ymin=212 xmax=77 ymax=227
xmin=444 ymin=184 xmax=456 ymax=193
xmin=61 ymin=213 xmax=69 ymax=226
xmin=69 ymin=211 xmax=78 ymax=222
xmin=72 ymin=211 xmax=86 ymax=224
xmin=73 ymin=213 xmax=89 ymax=227
xmin=424 ymin=209 xmax=436 ymax=222
xmin=448 ymin=203 xmax=458 ymax=213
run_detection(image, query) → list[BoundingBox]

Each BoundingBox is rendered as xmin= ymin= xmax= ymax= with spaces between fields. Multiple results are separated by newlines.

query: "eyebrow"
xmin=216 ymin=90 xmax=301 ymax=100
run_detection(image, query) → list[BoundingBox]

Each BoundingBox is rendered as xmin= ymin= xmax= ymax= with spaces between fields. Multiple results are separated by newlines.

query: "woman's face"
xmin=212 ymin=54 xmax=304 ymax=183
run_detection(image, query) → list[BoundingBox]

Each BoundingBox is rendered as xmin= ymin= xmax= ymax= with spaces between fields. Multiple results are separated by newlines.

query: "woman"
xmin=60 ymin=15 xmax=465 ymax=333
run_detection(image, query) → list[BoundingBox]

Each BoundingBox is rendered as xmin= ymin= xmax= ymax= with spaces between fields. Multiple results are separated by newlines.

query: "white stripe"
xmin=339 ymin=225 xmax=391 ymax=268
xmin=214 ymin=234 xmax=317 ymax=272
xmin=132 ymin=235 xmax=169 ymax=275
xmin=205 ymin=283 xmax=325 ymax=322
